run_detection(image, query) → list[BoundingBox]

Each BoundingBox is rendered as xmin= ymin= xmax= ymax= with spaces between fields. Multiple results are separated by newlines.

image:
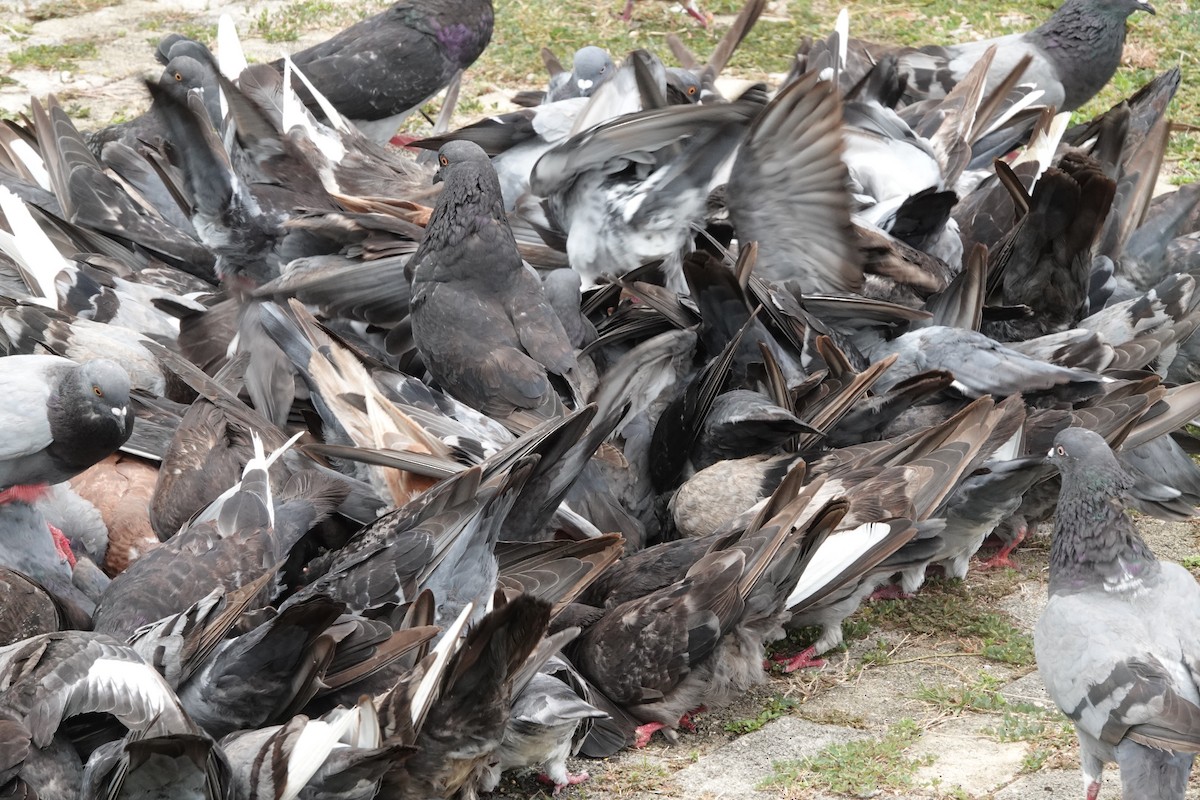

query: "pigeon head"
xmin=666 ymin=67 xmax=702 ymax=104
xmin=76 ymin=359 xmax=135 ymax=438
xmin=433 ymin=140 xmax=496 ymax=185
xmin=1092 ymin=0 xmax=1155 ymax=17
xmin=1048 ymin=427 xmax=1132 ymax=495
xmin=572 ymin=46 xmax=614 ymax=93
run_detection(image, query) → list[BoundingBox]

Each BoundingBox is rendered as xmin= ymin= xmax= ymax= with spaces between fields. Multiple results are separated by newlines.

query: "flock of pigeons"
xmin=1 ymin=0 xmax=1199 ymax=797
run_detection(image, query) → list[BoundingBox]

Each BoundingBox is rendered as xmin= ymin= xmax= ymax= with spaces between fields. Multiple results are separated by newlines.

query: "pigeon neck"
xmin=1049 ymin=479 xmax=1160 ymax=595
xmin=1031 ymin=0 xmax=1130 ymax=110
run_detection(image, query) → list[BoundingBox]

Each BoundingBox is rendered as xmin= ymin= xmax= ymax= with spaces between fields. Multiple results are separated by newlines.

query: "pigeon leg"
xmin=619 ymin=0 xmax=635 ymax=21
xmin=980 ymin=523 xmax=1027 ymax=570
xmin=1085 ymin=781 xmax=1100 ymax=800
xmin=633 ymin=721 xmax=666 ymax=748
xmin=868 ymin=584 xmax=912 ymax=601
xmin=769 ymin=646 xmax=826 ymax=673
xmin=0 ymin=483 xmax=49 ymax=504
xmin=681 ymin=0 xmax=712 ymax=27
xmin=537 ymin=771 xmax=591 ymax=794
xmin=677 ymin=705 xmax=707 ymax=732
xmin=47 ymin=523 xmax=76 ymax=568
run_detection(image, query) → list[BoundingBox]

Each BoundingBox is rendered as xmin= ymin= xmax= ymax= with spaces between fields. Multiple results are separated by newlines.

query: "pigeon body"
xmin=409 ymin=140 xmax=577 ymax=416
xmin=1035 ymin=427 xmax=1200 ymax=800
xmin=283 ymin=0 xmax=494 ymax=142
xmin=892 ymin=0 xmax=1156 ymax=112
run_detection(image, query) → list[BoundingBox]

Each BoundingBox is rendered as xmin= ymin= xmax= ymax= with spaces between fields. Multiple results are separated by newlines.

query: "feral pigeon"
xmin=875 ymin=0 xmax=1156 ymax=112
xmin=1035 ymin=427 xmax=1200 ymax=800
xmin=409 ymin=140 xmax=577 ymax=417
xmin=281 ymin=0 xmax=494 ymax=142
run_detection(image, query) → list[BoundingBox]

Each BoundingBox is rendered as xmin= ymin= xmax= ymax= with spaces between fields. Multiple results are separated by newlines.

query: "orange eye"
xmin=688 ymin=86 xmax=697 ymax=95
xmin=174 ymin=72 xmax=183 ymax=81
xmin=93 ymin=386 xmax=103 ymax=397
xmin=439 ymin=155 xmax=449 ymax=166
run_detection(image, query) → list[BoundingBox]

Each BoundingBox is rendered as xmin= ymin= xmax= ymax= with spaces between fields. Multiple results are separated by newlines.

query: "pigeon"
xmin=0 ymin=355 xmax=133 ymax=496
xmin=1035 ymin=426 xmax=1200 ymax=800
xmin=541 ymin=46 xmax=616 ymax=104
xmin=281 ymin=0 xmax=495 ymax=143
xmin=857 ymin=0 xmax=1156 ymax=113
xmin=409 ymin=140 xmax=577 ymax=417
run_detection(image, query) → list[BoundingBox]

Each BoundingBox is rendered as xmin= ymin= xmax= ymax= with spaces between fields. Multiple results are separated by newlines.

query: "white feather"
xmin=410 ymin=601 xmax=474 ymax=729
xmin=216 ymin=14 xmax=247 ymax=119
xmin=0 ymin=185 xmax=68 ymax=306
xmin=787 ymin=522 xmax=895 ymax=608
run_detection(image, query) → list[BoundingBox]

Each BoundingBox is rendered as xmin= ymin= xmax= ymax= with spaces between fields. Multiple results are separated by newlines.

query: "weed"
xmin=725 ymin=695 xmax=798 ymax=734
xmin=24 ymin=0 xmax=119 ymax=21
xmin=760 ymin=718 xmax=932 ymax=795
xmin=9 ymin=41 xmax=98 ymax=70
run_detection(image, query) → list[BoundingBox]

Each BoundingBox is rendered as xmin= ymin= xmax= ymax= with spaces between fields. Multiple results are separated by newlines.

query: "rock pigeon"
xmin=1035 ymin=426 xmax=1200 ymax=800
xmin=409 ymin=140 xmax=578 ymax=417
xmin=281 ymin=0 xmax=495 ymax=143
xmin=855 ymin=0 xmax=1156 ymax=113
xmin=0 ymin=355 xmax=133 ymax=495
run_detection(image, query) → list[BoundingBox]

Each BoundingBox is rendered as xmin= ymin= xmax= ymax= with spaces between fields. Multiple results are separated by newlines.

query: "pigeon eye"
xmin=93 ymin=385 xmax=103 ymax=397
xmin=439 ymin=155 xmax=449 ymax=167
xmin=1055 ymin=445 xmax=1065 ymax=456
xmin=174 ymin=72 xmax=183 ymax=81
xmin=688 ymin=86 xmax=697 ymax=95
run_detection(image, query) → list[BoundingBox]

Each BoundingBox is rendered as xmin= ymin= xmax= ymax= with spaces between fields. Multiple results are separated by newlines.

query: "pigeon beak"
xmin=433 ymin=169 xmax=444 ymax=185
xmin=111 ymin=406 xmax=127 ymax=420
xmin=1136 ymin=0 xmax=1155 ymax=13
xmin=577 ymin=78 xmax=593 ymax=91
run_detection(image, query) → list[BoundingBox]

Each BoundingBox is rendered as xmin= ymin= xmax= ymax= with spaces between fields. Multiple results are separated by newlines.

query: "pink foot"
xmin=770 ymin=645 xmax=826 ymax=673
xmin=633 ymin=721 xmax=665 ymax=748
xmin=868 ymin=584 xmax=912 ymax=601
xmin=980 ymin=525 xmax=1027 ymax=570
xmin=677 ymin=706 xmax=706 ymax=733
xmin=1086 ymin=779 xmax=1100 ymax=800
xmin=48 ymin=523 xmax=76 ymax=568
xmin=537 ymin=771 xmax=590 ymax=794
xmin=0 ymin=484 xmax=50 ymax=504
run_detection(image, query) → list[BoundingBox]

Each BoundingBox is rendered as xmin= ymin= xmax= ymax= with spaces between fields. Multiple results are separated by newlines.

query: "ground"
xmin=1 ymin=0 xmax=1199 ymax=796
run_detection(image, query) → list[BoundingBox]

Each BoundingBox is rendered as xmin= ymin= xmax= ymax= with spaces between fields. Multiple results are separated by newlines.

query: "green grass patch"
xmin=725 ymin=695 xmax=798 ymax=734
xmin=24 ymin=0 xmax=120 ymax=21
xmin=760 ymin=718 xmax=932 ymax=795
xmin=862 ymin=578 xmax=1035 ymax=666
xmin=9 ymin=41 xmax=98 ymax=70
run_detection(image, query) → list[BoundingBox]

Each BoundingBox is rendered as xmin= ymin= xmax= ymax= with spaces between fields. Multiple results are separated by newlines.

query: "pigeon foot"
xmin=868 ymin=584 xmax=912 ymax=601
xmin=48 ymin=523 xmax=76 ymax=568
xmin=633 ymin=722 xmax=666 ymax=748
xmin=770 ymin=645 xmax=826 ymax=673
xmin=0 ymin=483 xmax=50 ymax=504
xmin=677 ymin=706 xmax=706 ymax=733
xmin=980 ymin=524 xmax=1027 ymax=570
xmin=1086 ymin=779 xmax=1101 ymax=800
xmin=538 ymin=771 xmax=590 ymax=794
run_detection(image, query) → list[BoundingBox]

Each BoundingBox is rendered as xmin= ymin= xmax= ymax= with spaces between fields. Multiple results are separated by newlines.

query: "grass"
xmin=8 ymin=41 xmax=97 ymax=70
xmin=725 ymin=695 xmax=799 ymax=734
xmin=249 ymin=0 xmax=392 ymax=43
xmin=760 ymin=718 xmax=933 ymax=795
xmin=861 ymin=578 xmax=1036 ymax=667
xmin=23 ymin=0 xmax=120 ymax=21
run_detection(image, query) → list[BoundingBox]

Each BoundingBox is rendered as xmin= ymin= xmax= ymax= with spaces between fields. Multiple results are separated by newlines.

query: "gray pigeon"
xmin=874 ymin=0 xmax=1156 ymax=112
xmin=409 ymin=140 xmax=577 ymax=417
xmin=546 ymin=46 xmax=615 ymax=103
xmin=0 ymin=355 xmax=133 ymax=493
xmin=1035 ymin=427 xmax=1200 ymax=800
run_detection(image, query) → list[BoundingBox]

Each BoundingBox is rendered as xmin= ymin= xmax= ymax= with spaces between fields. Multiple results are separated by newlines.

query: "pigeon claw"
xmin=1085 ymin=779 xmax=1101 ymax=800
xmin=980 ymin=524 xmax=1028 ymax=570
xmin=868 ymin=584 xmax=912 ymax=601
xmin=678 ymin=706 xmax=706 ymax=733
xmin=48 ymin=523 xmax=76 ymax=568
xmin=537 ymin=771 xmax=590 ymax=794
xmin=633 ymin=721 xmax=666 ymax=748
xmin=770 ymin=646 xmax=826 ymax=673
